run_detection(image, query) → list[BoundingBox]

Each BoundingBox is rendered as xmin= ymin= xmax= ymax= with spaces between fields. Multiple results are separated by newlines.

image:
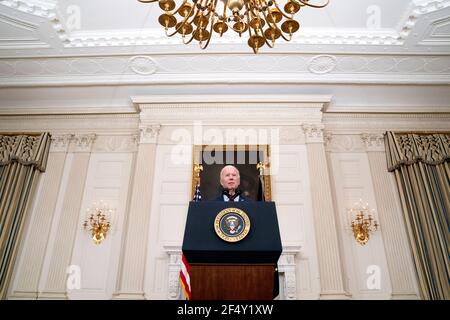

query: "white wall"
xmin=144 ymin=144 xmax=192 ymax=299
xmin=5 ymin=100 xmax=441 ymax=300
xmin=68 ymin=153 xmax=134 ymax=299
xmin=273 ymin=145 xmax=320 ymax=299
xmin=329 ymin=151 xmax=392 ymax=299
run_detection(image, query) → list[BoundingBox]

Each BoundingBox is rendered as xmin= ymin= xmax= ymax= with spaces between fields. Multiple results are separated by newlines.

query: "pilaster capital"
xmin=139 ymin=123 xmax=161 ymax=144
xmin=302 ymin=123 xmax=325 ymax=144
xmin=323 ymin=131 xmax=333 ymax=148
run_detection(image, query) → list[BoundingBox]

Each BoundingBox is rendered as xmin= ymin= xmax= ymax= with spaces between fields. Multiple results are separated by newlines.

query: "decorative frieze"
xmin=279 ymin=127 xmax=305 ymax=145
xmin=70 ymin=134 xmax=96 ymax=153
xmin=361 ymin=133 xmax=385 ymax=152
xmin=50 ymin=134 xmax=72 ymax=153
xmin=92 ymin=135 xmax=138 ymax=153
xmin=324 ymin=134 xmax=368 ymax=153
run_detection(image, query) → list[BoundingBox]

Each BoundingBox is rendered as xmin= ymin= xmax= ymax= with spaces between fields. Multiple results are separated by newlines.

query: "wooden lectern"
xmin=182 ymin=201 xmax=282 ymax=300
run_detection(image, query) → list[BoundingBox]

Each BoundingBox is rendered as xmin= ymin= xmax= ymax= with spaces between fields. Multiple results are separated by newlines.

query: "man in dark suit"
xmin=214 ymin=165 xmax=247 ymax=202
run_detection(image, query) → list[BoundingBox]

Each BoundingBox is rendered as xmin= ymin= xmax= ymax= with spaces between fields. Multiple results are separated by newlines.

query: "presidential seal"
xmin=214 ymin=208 xmax=250 ymax=242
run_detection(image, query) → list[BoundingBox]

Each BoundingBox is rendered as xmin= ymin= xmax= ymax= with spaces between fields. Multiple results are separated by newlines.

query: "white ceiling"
xmin=0 ymin=0 xmax=449 ymax=114
xmin=55 ymin=0 xmax=410 ymax=31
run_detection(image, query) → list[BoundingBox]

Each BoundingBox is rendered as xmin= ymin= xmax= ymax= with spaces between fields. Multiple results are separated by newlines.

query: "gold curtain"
xmin=385 ymin=131 xmax=450 ymax=300
xmin=0 ymin=133 xmax=51 ymax=299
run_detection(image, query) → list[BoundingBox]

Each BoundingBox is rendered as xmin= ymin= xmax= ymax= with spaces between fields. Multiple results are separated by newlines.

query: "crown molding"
xmin=65 ymin=28 xmax=404 ymax=48
xmin=0 ymin=83 xmax=448 ymax=116
xmin=0 ymin=13 xmax=50 ymax=49
xmin=0 ymin=0 xmax=56 ymax=18
xmin=324 ymin=112 xmax=450 ymax=134
xmin=135 ymin=95 xmax=328 ymax=125
xmin=325 ymin=105 xmax=450 ymax=113
xmin=131 ymin=94 xmax=332 ymax=106
xmin=0 ymin=113 xmax=139 ymax=135
xmin=0 ymin=105 xmax=137 ymax=115
xmin=1 ymin=74 xmax=449 ymax=87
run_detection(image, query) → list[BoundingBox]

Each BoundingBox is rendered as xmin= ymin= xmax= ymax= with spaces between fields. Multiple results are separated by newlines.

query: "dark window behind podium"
xmin=191 ymin=145 xmax=272 ymax=201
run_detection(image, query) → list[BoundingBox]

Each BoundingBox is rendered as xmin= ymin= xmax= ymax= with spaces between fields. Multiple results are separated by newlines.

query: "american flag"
xmin=192 ymin=183 xmax=202 ymax=202
xmin=180 ymin=254 xmax=191 ymax=300
xmin=180 ymin=183 xmax=202 ymax=300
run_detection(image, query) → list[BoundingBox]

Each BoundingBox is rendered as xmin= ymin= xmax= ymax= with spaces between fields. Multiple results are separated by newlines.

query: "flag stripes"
xmin=180 ymin=254 xmax=191 ymax=300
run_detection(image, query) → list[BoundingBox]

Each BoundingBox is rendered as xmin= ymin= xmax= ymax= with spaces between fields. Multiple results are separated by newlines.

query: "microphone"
xmin=222 ymin=188 xmax=242 ymax=196
xmin=222 ymin=188 xmax=242 ymax=201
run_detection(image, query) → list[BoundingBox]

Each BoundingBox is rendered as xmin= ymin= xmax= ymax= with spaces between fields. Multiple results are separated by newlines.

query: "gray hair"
xmin=220 ymin=165 xmax=240 ymax=178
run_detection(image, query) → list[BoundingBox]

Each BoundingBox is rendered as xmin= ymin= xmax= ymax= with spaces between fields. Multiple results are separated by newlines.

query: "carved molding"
xmin=302 ymin=123 xmax=325 ymax=144
xmin=70 ymin=133 xmax=96 ymax=152
xmin=50 ymin=134 xmax=72 ymax=153
xmin=324 ymin=134 xmax=366 ymax=153
xmin=277 ymin=246 xmax=302 ymax=300
xmin=402 ymin=0 xmax=450 ymax=42
xmin=1 ymin=55 xmax=450 ymax=86
xmin=92 ymin=135 xmax=138 ymax=153
xmin=361 ymin=133 xmax=386 ymax=152
xmin=308 ymin=55 xmax=337 ymax=74
xmin=136 ymin=95 xmax=327 ymax=125
xmin=279 ymin=127 xmax=305 ymax=145
xmin=0 ymin=114 xmax=139 ymax=136
xmin=323 ymin=131 xmax=333 ymax=148
xmin=129 ymin=56 xmax=158 ymax=75
xmin=166 ymin=251 xmax=182 ymax=300
xmin=420 ymin=16 xmax=450 ymax=45
xmin=0 ymin=13 xmax=50 ymax=49
xmin=0 ymin=0 xmax=68 ymax=45
xmin=0 ymin=0 xmax=57 ymax=18
xmin=139 ymin=124 xmax=161 ymax=144
xmin=324 ymin=113 xmax=450 ymax=134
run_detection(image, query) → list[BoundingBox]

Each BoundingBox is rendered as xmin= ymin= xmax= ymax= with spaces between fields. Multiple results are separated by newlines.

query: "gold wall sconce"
xmin=349 ymin=200 xmax=379 ymax=245
xmin=82 ymin=201 xmax=114 ymax=244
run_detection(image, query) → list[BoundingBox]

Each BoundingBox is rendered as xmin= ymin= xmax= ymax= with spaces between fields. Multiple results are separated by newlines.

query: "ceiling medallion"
xmin=138 ymin=0 xmax=329 ymax=53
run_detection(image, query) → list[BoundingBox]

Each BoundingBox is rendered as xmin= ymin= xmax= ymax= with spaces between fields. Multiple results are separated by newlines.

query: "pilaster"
xmin=39 ymin=134 xmax=95 ymax=299
xmin=113 ymin=124 xmax=160 ymax=299
xmin=362 ymin=133 xmax=419 ymax=299
xmin=302 ymin=123 xmax=348 ymax=299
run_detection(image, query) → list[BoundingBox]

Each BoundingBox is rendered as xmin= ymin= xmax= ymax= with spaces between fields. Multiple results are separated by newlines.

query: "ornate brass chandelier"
xmin=138 ymin=0 xmax=329 ymax=53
